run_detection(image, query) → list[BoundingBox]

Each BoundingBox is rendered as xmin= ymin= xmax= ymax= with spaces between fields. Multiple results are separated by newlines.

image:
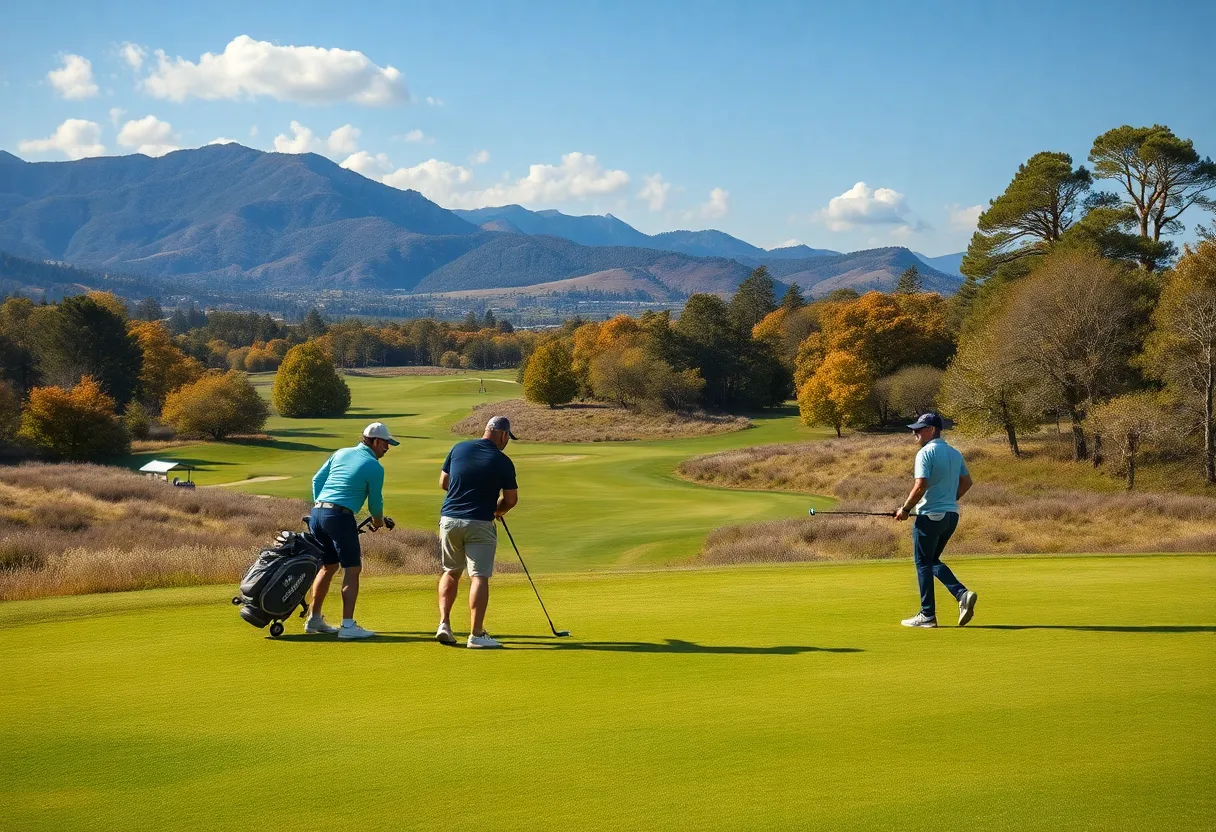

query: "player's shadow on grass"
xmin=973 ymin=625 xmax=1215 ymax=634
xmin=271 ymin=632 xmax=438 ymax=643
xmin=485 ymin=636 xmax=862 ymax=654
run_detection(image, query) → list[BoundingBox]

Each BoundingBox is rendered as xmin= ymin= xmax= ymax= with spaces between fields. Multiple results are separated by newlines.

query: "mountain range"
xmin=0 ymin=145 xmax=963 ymax=301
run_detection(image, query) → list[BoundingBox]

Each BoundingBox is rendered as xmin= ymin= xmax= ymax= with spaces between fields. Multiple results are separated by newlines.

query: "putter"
xmin=499 ymin=517 xmax=571 ymax=637
xmin=808 ymin=508 xmax=918 ymax=517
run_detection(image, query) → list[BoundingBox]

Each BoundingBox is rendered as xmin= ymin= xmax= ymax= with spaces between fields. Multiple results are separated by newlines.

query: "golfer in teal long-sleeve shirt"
xmin=304 ymin=422 xmax=398 ymax=639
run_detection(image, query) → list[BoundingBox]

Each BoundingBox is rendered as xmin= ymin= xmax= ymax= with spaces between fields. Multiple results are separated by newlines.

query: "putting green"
xmin=129 ymin=372 xmax=833 ymax=570
xmin=2 ymin=556 xmax=1212 ymax=830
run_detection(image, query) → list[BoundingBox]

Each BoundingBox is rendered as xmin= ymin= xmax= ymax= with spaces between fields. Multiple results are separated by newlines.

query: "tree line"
xmin=792 ymin=123 xmax=1216 ymax=488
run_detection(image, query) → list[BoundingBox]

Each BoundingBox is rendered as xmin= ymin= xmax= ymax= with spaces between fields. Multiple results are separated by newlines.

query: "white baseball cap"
xmin=363 ymin=422 xmax=400 ymax=446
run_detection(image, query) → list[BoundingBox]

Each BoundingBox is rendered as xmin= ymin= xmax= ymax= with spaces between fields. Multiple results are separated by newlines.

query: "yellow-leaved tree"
xmin=271 ymin=342 xmax=351 ymax=418
xmin=18 ymin=376 xmax=129 ymax=461
xmin=797 ymin=350 xmax=875 ymax=437
xmin=523 ymin=340 xmax=577 ymax=408
xmin=163 ymin=370 xmax=269 ymax=439
xmin=129 ymin=321 xmax=204 ymax=412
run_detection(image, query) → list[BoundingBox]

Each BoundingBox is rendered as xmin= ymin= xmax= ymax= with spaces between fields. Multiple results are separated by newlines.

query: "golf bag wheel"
xmin=269 ymin=622 xmax=285 ymax=638
xmin=231 ymin=596 xmax=242 ymax=605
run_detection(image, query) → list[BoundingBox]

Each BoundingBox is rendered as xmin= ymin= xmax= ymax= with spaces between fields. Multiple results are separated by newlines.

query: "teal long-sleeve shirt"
xmin=312 ymin=443 xmax=385 ymax=517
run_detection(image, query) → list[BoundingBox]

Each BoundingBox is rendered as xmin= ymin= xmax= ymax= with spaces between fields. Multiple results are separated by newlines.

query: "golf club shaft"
xmin=808 ymin=509 xmax=919 ymax=517
xmin=499 ymin=517 xmax=563 ymax=636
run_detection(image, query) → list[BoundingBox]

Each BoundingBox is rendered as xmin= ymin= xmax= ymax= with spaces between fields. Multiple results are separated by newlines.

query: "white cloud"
xmin=700 ymin=187 xmax=730 ymax=219
xmin=382 ymin=159 xmax=475 ymax=200
xmin=327 ymin=124 xmax=360 ymax=154
xmin=120 ymin=42 xmax=146 ymax=71
xmin=141 ymin=35 xmax=407 ymax=105
xmin=774 ymin=238 xmax=803 ymax=249
xmin=342 ymin=149 xmax=630 ymax=209
xmin=402 ymin=128 xmax=431 ymax=144
xmin=469 ymin=149 xmax=490 ymax=165
xmin=208 ymin=137 xmax=241 ymax=146
xmin=249 ymin=125 xmax=259 ymax=137
xmin=425 ymin=96 xmax=443 ymax=106
xmin=816 ymin=182 xmax=909 ymax=231
xmin=18 ymin=119 xmax=106 ymax=160
xmin=109 ymin=107 xmax=125 ymax=126
xmin=340 ymin=151 xmax=395 ymax=178
xmin=273 ymin=121 xmax=322 ymax=154
xmin=48 ymin=54 xmax=98 ymax=99
xmin=117 ymin=115 xmax=180 ymax=157
xmin=948 ymin=203 xmax=984 ymax=232
xmin=638 ymin=173 xmax=672 ymax=212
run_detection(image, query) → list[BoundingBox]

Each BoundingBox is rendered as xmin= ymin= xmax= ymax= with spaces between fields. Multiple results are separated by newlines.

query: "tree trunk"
xmin=1092 ymin=433 xmax=1104 ymax=468
xmin=834 ymin=423 xmax=842 ymax=438
xmin=1126 ymin=433 xmax=1139 ymax=491
xmin=1068 ymin=408 xmax=1088 ymax=461
xmin=1206 ymin=358 xmax=1215 ymax=485
xmin=1003 ymin=420 xmax=1021 ymax=458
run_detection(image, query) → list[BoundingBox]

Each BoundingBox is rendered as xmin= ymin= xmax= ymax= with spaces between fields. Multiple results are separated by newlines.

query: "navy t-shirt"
xmin=441 ymin=439 xmax=518 ymax=521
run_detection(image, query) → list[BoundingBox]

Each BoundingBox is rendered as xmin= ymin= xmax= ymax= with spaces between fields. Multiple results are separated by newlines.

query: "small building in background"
xmin=138 ymin=460 xmax=196 ymax=488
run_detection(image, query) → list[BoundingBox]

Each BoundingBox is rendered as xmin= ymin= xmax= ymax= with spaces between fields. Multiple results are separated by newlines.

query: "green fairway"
xmin=2 ymin=555 xmax=1212 ymax=831
xmin=129 ymin=372 xmax=832 ymax=570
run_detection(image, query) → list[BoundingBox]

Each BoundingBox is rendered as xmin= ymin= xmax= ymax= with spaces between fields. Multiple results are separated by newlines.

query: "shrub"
xmin=439 ymin=350 xmax=463 ymax=369
xmin=523 ymin=340 xmax=578 ymax=408
xmin=0 ymin=379 xmax=21 ymax=443
xmin=163 ymin=370 xmax=269 ymax=439
xmin=17 ymin=376 xmax=129 ymax=461
xmin=122 ymin=402 xmax=153 ymax=440
xmin=271 ymin=342 xmax=351 ymax=418
xmin=887 ymin=365 xmax=945 ymax=419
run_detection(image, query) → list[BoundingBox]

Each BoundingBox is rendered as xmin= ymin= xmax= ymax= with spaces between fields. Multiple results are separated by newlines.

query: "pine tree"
xmin=896 ymin=265 xmax=922 ymax=294
xmin=780 ymin=283 xmax=806 ymax=310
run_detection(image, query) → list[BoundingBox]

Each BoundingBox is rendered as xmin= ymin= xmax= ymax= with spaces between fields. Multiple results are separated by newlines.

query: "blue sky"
xmin=2 ymin=0 xmax=1213 ymax=256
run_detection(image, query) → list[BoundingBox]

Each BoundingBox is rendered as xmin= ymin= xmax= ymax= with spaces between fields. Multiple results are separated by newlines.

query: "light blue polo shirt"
xmin=312 ymin=443 xmax=385 ymax=517
xmin=914 ymin=437 xmax=969 ymax=515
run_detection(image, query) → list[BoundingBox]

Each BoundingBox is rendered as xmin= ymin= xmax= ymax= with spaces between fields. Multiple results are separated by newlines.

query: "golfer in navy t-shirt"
xmin=435 ymin=415 xmax=519 ymax=649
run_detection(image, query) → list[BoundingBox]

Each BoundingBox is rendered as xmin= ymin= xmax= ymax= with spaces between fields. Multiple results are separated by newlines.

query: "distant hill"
xmin=0 ymin=145 xmax=480 ymax=290
xmin=764 ymin=247 xmax=962 ymax=297
xmin=413 ymin=234 xmax=757 ymax=295
xmin=914 ymin=251 xmax=964 ymax=276
xmin=0 ymin=147 xmax=961 ymax=301
xmin=453 ymin=205 xmax=839 ymax=261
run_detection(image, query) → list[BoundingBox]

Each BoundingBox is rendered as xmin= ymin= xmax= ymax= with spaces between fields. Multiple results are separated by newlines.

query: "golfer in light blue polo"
xmin=303 ymin=421 xmax=398 ymax=639
xmin=894 ymin=413 xmax=978 ymax=628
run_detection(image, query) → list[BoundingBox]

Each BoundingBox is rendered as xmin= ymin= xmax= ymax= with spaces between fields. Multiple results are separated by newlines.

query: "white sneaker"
xmin=436 ymin=622 xmax=457 ymax=645
xmin=337 ymin=620 xmax=376 ymax=639
xmin=901 ymin=613 xmax=938 ymax=628
xmin=304 ymin=615 xmax=338 ymax=634
xmin=958 ymin=591 xmax=978 ymax=626
xmin=467 ymin=631 xmax=502 ymax=649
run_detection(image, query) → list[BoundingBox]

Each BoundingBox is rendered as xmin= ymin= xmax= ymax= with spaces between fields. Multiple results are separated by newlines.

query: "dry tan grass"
xmin=344 ymin=366 xmax=463 ymax=377
xmin=684 ymin=433 xmax=1216 ymax=564
xmin=453 ymin=398 xmax=751 ymax=443
xmin=0 ymin=463 xmax=441 ymax=601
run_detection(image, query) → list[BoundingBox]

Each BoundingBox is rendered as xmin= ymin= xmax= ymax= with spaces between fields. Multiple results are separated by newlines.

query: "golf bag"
xmin=232 ymin=528 xmax=326 ymax=637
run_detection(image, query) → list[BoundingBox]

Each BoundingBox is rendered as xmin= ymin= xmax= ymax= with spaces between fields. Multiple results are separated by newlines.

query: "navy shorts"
xmin=309 ymin=507 xmax=362 ymax=568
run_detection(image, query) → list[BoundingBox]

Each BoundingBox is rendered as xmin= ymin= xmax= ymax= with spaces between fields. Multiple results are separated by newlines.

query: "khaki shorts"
xmin=439 ymin=516 xmax=497 ymax=578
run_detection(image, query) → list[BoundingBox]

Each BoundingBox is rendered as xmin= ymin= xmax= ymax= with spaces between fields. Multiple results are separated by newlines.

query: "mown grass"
xmin=452 ymin=397 xmax=751 ymax=442
xmin=1 ymin=556 xmax=1211 ymax=831
xmin=0 ymin=463 xmax=440 ymax=601
xmin=681 ymin=433 xmax=1216 ymax=564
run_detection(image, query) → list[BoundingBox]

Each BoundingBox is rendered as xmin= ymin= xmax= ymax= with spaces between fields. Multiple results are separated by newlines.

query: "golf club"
xmin=808 ymin=508 xmax=919 ymax=517
xmin=498 ymin=517 xmax=571 ymax=637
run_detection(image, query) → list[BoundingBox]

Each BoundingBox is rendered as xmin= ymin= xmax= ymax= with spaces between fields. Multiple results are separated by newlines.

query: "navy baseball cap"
xmin=907 ymin=413 xmax=945 ymax=431
xmin=486 ymin=415 xmax=519 ymax=440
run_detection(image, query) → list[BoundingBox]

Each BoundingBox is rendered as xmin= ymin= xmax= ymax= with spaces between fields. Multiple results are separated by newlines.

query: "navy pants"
xmin=309 ymin=507 xmax=362 ymax=568
xmin=912 ymin=512 xmax=966 ymax=617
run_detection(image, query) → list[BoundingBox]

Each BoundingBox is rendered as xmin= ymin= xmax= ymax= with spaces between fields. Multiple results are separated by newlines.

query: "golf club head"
xmin=808 ymin=507 xmax=816 ymax=516
xmin=555 ymin=630 xmax=571 ymax=637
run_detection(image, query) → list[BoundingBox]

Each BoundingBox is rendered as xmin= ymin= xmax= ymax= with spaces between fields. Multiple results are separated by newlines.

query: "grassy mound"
xmin=0 ymin=463 xmax=440 ymax=601
xmin=452 ymin=398 xmax=751 ymax=442
xmin=2 ymin=556 xmax=1211 ymax=830
xmin=681 ymin=433 xmax=1216 ymax=563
